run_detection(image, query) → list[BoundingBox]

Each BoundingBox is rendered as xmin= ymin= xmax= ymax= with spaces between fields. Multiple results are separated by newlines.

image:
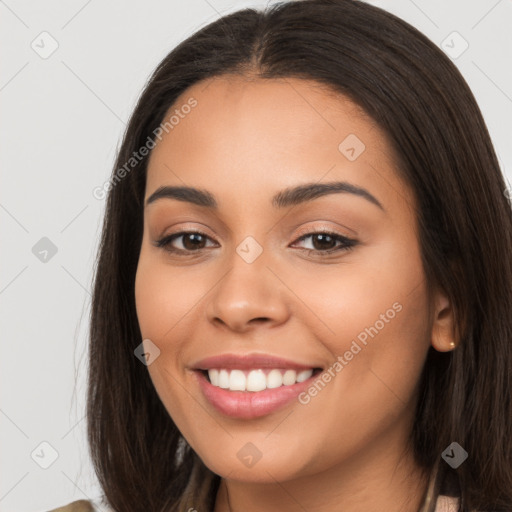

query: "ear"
xmin=430 ymin=288 xmax=456 ymax=352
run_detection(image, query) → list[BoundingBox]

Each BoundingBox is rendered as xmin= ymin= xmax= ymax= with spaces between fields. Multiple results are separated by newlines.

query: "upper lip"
xmin=191 ymin=353 xmax=322 ymax=371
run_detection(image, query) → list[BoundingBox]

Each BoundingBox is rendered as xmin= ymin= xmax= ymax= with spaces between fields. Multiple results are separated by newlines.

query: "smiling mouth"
xmin=199 ymin=367 xmax=323 ymax=392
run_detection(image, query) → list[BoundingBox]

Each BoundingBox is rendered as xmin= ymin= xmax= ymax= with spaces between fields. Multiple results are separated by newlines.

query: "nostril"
xmin=249 ymin=317 xmax=271 ymax=324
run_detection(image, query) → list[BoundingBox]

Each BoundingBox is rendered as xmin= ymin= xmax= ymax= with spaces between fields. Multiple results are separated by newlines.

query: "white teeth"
xmin=229 ymin=370 xmax=246 ymax=391
xmin=266 ymin=369 xmax=283 ymax=389
xmin=218 ymin=369 xmax=230 ymax=389
xmin=283 ymin=369 xmax=297 ymax=386
xmin=296 ymin=369 xmax=313 ymax=382
xmin=246 ymin=369 xmax=267 ymax=392
xmin=209 ymin=369 xmax=219 ymax=386
xmin=206 ymin=368 xmax=315 ymax=392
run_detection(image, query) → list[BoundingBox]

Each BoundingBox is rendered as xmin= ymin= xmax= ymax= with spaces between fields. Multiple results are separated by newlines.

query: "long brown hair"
xmin=87 ymin=1 xmax=512 ymax=510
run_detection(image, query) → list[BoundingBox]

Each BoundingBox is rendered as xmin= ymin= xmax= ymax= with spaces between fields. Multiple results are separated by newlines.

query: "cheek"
xmin=134 ymin=254 xmax=201 ymax=439
xmin=285 ymin=236 xmax=431 ymax=411
xmin=134 ymin=251 xmax=211 ymax=341
xmin=134 ymin=249 xmax=219 ymax=425
xmin=285 ymin=237 xmax=429 ymax=355
xmin=280 ymin=275 xmax=430 ymax=476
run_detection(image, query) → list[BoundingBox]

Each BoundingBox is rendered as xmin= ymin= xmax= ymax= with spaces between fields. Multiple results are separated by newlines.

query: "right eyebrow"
xmin=145 ymin=186 xmax=217 ymax=209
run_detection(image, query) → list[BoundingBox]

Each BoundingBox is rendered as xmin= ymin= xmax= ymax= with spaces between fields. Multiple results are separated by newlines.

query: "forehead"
xmin=145 ymin=75 xmax=409 ymax=210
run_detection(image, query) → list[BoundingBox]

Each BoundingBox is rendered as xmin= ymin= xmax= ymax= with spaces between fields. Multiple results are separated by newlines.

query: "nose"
xmin=205 ymin=247 xmax=290 ymax=333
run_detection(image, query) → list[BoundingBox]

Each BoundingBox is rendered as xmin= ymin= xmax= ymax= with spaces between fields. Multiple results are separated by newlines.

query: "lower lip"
xmin=193 ymin=370 xmax=319 ymax=419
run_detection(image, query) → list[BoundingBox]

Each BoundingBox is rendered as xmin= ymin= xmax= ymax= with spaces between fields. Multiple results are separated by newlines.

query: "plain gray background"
xmin=1 ymin=0 xmax=511 ymax=510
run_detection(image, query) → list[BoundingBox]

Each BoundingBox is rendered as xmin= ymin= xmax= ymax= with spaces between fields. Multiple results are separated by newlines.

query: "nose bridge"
xmin=206 ymin=235 xmax=289 ymax=331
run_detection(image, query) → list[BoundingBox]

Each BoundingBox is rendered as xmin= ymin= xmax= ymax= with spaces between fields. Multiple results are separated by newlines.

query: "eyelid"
xmin=291 ymin=222 xmax=356 ymax=240
xmin=157 ymin=222 xmax=218 ymax=240
xmin=154 ymin=228 xmax=219 ymax=248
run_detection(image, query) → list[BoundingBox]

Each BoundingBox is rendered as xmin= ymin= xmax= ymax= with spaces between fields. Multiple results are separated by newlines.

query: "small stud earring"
xmin=449 ymin=341 xmax=456 ymax=349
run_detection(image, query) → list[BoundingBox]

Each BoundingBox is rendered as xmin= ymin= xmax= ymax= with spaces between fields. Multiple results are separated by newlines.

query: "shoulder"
xmin=46 ymin=499 xmax=96 ymax=512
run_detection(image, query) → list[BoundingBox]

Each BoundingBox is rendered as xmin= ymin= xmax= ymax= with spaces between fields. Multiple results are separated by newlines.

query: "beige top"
xmin=435 ymin=495 xmax=459 ymax=511
xmin=46 ymin=495 xmax=461 ymax=512
xmin=46 ymin=500 xmax=95 ymax=512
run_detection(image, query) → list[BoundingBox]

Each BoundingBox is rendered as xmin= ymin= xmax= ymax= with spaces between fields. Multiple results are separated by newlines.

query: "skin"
xmin=134 ymin=75 xmax=455 ymax=512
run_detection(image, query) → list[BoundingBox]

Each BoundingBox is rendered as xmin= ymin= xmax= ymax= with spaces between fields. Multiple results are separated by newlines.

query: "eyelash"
xmin=154 ymin=229 xmax=358 ymax=257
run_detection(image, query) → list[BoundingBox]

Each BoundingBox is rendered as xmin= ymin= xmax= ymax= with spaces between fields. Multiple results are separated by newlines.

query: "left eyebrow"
xmin=271 ymin=181 xmax=385 ymax=211
xmin=145 ymin=180 xmax=384 ymax=212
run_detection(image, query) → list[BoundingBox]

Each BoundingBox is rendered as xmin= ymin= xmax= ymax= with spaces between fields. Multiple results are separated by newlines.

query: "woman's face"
xmin=135 ymin=76 xmax=441 ymax=484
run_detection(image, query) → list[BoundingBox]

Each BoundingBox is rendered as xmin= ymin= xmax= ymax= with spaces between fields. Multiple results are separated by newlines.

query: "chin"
xmin=197 ymin=444 xmax=319 ymax=484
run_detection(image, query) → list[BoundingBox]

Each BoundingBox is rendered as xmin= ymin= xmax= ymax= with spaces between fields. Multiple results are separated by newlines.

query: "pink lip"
xmin=191 ymin=352 xmax=320 ymax=371
xmin=193 ymin=369 xmax=320 ymax=419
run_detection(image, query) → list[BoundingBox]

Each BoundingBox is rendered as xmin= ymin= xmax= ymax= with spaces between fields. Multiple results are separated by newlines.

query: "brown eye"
xmin=292 ymin=231 xmax=358 ymax=255
xmin=181 ymin=233 xmax=207 ymax=250
xmin=310 ymin=233 xmax=337 ymax=251
xmin=155 ymin=231 xmax=217 ymax=254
